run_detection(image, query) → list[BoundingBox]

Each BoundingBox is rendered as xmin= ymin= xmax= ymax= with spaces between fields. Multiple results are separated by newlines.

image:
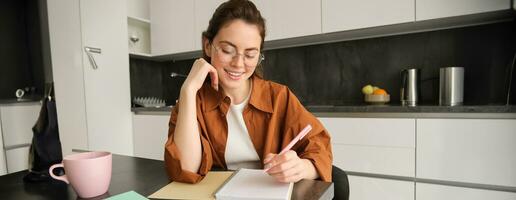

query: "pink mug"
xmin=49 ymin=151 xmax=112 ymax=198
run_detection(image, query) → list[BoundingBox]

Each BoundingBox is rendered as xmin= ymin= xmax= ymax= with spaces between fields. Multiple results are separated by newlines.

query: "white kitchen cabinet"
xmin=0 ymin=120 xmax=6 ymax=175
xmin=127 ymin=0 xmax=151 ymax=55
xmin=194 ymin=0 xmax=226 ymax=51
xmin=80 ymin=0 xmax=133 ymax=155
xmin=416 ymin=183 xmax=516 ymax=200
xmin=132 ymin=114 xmax=170 ymax=160
xmin=416 ymin=0 xmax=511 ymax=21
xmin=322 ymin=0 xmax=415 ymax=33
xmin=127 ymin=0 xmax=149 ymax=20
xmin=175 ymin=0 xmax=321 ymax=54
xmin=0 ymin=104 xmax=40 ymax=174
xmin=319 ymin=117 xmax=415 ymax=177
xmin=417 ymin=119 xmax=516 ymax=187
xmin=0 ymin=104 xmax=40 ymax=147
xmin=48 ymin=0 xmax=89 ymax=156
xmin=5 ymin=146 xmax=30 ymax=173
xmin=253 ymin=0 xmax=321 ymax=41
xmin=332 ymin=144 xmax=415 ymax=177
xmin=150 ymin=0 xmax=197 ymax=55
xmin=349 ymin=175 xmax=414 ymax=200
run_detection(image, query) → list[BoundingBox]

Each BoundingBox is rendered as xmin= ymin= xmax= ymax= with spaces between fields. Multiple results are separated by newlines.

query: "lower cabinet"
xmin=5 ymin=146 xmax=30 ymax=173
xmin=318 ymin=117 xmax=516 ymax=199
xmin=332 ymin=144 xmax=414 ymax=177
xmin=132 ymin=114 xmax=170 ymax=160
xmin=0 ymin=122 xmax=6 ymax=175
xmin=349 ymin=175 xmax=414 ymax=200
xmin=319 ymin=117 xmax=415 ymax=177
xmin=416 ymin=119 xmax=516 ymax=187
xmin=416 ymin=183 xmax=516 ymax=200
xmin=0 ymin=104 xmax=40 ymax=174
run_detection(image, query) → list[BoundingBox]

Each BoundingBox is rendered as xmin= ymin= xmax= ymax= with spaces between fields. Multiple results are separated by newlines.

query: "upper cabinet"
xmin=153 ymin=0 xmax=322 ymax=55
xmin=194 ymin=0 xmax=226 ymax=52
xmin=149 ymin=0 xmax=511 ymax=56
xmin=253 ymin=0 xmax=321 ymax=41
xmin=322 ymin=0 xmax=415 ymax=33
xmin=127 ymin=0 xmax=150 ymax=20
xmin=416 ymin=0 xmax=511 ymax=21
xmin=195 ymin=0 xmax=321 ymax=45
xmin=150 ymin=0 xmax=197 ymax=55
xmin=127 ymin=0 xmax=151 ymax=55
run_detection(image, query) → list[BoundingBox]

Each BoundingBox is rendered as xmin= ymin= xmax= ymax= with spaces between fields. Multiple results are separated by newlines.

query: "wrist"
xmin=302 ymin=159 xmax=319 ymax=180
xmin=180 ymin=85 xmax=197 ymax=98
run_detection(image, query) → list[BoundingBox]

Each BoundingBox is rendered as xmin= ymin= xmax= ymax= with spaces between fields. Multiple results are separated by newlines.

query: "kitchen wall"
xmin=130 ymin=20 xmax=516 ymax=106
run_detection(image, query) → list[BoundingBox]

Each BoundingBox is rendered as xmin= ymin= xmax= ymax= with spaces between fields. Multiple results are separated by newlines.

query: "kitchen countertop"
xmin=305 ymin=104 xmax=516 ymax=113
xmin=0 ymin=98 xmax=42 ymax=106
xmin=132 ymin=104 xmax=516 ymax=119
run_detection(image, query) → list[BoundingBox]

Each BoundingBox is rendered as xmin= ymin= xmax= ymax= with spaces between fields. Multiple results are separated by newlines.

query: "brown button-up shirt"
xmin=164 ymin=76 xmax=333 ymax=183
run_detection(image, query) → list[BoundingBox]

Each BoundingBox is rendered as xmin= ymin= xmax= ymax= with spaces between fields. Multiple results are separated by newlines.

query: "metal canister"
xmin=439 ymin=67 xmax=464 ymax=106
xmin=400 ymin=68 xmax=420 ymax=106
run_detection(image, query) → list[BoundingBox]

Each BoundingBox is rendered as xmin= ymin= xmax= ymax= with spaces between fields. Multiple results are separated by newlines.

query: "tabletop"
xmin=0 ymin=154 xmax=334 ymax=200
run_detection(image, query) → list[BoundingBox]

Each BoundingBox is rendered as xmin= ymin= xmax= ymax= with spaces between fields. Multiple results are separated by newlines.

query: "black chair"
xmin=332 ymin=165 xmax=350 ymax=200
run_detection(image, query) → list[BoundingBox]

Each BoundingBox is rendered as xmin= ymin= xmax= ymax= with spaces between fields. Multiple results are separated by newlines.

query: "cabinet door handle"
xmin=84 ymin=46 xmax=102 ymax=70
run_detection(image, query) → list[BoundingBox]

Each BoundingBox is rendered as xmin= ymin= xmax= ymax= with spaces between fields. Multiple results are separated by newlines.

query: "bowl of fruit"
xmin=362 ymin=84 xmax=390 ymax=104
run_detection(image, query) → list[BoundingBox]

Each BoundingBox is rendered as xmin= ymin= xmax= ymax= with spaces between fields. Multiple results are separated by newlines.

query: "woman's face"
xmin=205 ymin=19 xmax=262 ymax=91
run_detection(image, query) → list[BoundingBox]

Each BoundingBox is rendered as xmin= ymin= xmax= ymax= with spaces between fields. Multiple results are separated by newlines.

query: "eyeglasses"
xmin=211 ymin=44 xmax=264 ymax=66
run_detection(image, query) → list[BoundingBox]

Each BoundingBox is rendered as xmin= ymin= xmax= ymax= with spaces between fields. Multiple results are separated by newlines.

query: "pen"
xmin=264 ymin=124 xmax=312 ymax=172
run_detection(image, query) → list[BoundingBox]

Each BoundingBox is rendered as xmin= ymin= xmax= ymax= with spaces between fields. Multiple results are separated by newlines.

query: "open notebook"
xmin=215 ymin=168 xmax=293 ymax=200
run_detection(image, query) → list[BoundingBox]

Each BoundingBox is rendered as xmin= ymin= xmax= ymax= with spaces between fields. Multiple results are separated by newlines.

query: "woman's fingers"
xmin=264 ymin=153 xmax=276 ymax=164
xmin=264 ymin=151 xmax=302 ymax=180
xmin=183 ymin=58 xmax=218 ymax=92
xmin=207 ymin=65 xmax=219 ymax=91
xmin=264 ymin=151 xmax=292 ymax=170
xmin=266 ymin=157 xmax=297 ymax=174
xmin=274 ymin=167 xmax=303 ymax=183
xmin=269 ymin=160 xmax=303 ymax=183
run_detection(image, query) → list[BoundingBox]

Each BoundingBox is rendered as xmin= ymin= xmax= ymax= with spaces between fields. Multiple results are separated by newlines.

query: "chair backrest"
xmin=332 ymin=165 xmax=349 ymax=200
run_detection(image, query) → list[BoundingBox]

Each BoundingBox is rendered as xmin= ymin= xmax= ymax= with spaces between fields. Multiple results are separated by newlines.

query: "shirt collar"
xmin=204 ymin=76 xmax=273 ymax=114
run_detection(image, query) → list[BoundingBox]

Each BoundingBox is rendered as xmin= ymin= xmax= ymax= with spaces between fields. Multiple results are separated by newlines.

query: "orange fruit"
xmin=373 ymin=88 xmax=388 ymax=95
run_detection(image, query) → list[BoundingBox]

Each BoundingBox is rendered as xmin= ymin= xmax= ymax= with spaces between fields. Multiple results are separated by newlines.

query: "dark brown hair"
xmin=201 ymin=0 xmax=266 ymax=78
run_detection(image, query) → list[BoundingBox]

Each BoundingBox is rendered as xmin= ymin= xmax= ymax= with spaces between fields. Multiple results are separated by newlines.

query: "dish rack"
xmin=133 ymin=96 xmax=166 ymax=107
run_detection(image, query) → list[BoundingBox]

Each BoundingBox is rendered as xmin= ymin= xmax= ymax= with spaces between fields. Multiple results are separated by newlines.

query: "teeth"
xmin=226 ymin=70 xmax=243 ymax=76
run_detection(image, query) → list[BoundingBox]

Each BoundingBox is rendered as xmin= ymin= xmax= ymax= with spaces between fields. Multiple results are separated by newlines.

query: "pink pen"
xmin=264 ymin=124 xmax=312 ymax=172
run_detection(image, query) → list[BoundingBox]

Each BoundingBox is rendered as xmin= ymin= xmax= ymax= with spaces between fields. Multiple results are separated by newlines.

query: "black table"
xmin=0 ymin=154 xmax=334 ymax=200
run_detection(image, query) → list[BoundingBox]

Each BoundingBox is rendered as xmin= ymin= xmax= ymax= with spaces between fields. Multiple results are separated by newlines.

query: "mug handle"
xmin=49 ymin=163 xmax=69 ymax=184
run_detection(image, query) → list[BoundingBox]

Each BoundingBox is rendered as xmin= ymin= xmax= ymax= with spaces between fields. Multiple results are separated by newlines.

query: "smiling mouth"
xmin=225 ymin=69 xmax=244 ymax=80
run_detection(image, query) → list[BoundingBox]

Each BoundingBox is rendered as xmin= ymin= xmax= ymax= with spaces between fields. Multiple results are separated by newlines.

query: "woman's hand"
xmin=263 ymin=150 xmax=319 ymax=183
xmin=181 ymin=58 xmax=219 ymax=94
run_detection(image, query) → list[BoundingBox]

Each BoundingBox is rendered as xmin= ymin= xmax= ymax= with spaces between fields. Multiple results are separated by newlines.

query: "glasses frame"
xmin=211 ymin=43 xmax=265 ymax=66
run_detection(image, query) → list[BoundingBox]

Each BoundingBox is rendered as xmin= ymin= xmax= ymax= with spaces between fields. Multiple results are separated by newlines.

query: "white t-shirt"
xmin=224 ymin=85 xmax=261 ymax=170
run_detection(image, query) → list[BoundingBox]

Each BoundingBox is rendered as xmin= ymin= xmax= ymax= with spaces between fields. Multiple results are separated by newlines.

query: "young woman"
xmin=164 ymin=0 xmax=332 ymax=184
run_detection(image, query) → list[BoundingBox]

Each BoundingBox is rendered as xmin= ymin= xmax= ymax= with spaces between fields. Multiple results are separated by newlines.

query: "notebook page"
xmin=216 ymin=169 xmax=293 ymax=200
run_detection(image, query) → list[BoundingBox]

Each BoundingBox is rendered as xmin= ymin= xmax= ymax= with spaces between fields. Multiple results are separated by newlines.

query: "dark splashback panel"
xmin=129 ymin=58 xmax=165 ymax=100
xmin=0 ymin=0 xmax=46 ymax=99
xmin=129 ymin=21 xmax=516 ymax=106
xmin=262 ymin=21 xmax=516 ymax=106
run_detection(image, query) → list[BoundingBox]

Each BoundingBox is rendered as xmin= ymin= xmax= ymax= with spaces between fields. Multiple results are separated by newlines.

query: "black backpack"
xmin=23 ymin=88 xmax=63 ymax=182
